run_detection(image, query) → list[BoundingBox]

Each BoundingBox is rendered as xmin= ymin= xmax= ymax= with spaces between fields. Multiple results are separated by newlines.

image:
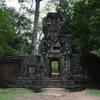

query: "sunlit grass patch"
xmin=87 ymin=89 xmax=100 ymax=96
xmin=0 ymin=94 xmax=20 ymax=100
xmin=0 ymin=88 xmax=34 ymax=100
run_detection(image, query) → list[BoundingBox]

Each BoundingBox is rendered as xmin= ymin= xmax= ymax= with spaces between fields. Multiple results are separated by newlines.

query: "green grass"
xmin=0 ymin=88 xmax=34 ymax=100
xmin=87 ymin=89 xmax=100 ymax=96
xmin=0 ymin=94 xmax=20 ymax=100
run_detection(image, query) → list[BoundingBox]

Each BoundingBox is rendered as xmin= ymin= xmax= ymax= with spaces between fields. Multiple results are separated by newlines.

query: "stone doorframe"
xmin=50 ymin=58 xmax=60 ymax=77
xmin=46 ymin=54 xmax=65 ymax=78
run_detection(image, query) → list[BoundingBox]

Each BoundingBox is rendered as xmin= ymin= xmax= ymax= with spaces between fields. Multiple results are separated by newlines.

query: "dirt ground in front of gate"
xmin=14 ymin=88 xmax=100 ymax=100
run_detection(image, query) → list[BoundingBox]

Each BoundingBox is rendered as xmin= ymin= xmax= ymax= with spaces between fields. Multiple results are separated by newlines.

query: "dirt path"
xmin=14 ymin=88 xmax=100 ymax=100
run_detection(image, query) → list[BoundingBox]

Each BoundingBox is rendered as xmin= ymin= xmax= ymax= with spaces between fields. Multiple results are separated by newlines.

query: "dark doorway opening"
xmin=85 ymin=54 xmax=100 ymax=88
xmin=50 ymin=60 xmax=60 ymax=77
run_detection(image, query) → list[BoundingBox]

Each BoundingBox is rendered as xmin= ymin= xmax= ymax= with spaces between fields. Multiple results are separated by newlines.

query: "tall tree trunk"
xmin=31 ymin=0 xmax=41 ymax=55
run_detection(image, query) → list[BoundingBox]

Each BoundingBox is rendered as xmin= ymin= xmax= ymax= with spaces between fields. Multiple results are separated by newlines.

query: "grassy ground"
xmin=0 ymin=88 xmax=34 ymax=100
xmin=0 ymin=88 xmax=100 ymax=100
xmin=87 ymin=89 xmax=100 ymax=96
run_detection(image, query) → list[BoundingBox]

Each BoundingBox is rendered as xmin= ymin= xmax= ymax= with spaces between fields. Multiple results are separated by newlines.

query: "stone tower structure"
xmin=39 ymin=12 xmax=86 ymax=89
xmin=41 ymin=13 xmax=71 ymax=54
xmin=40 ymin=13 xmax=71 ymax=77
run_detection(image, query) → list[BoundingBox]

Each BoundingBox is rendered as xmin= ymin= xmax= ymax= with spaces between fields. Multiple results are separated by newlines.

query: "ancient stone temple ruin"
xmin=38 ymin=12 xmax=86 ymax=89
xmin=0 ymin=12 xmax=87 ymax=90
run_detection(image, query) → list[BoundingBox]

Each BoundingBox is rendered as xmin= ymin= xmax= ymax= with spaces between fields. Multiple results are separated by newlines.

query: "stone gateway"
xmin=0 ymin=12 xmax=88 ymax=90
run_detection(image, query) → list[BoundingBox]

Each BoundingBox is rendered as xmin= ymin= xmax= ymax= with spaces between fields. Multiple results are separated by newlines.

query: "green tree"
xmin=10 ymin=8 xmax=32 ymax=55
xmin=31 ymin=0 xmax=43 ymax=55
xmin=18 ymin=0 xmax=43 ymax=55
xmin=0 ymin=6 xmax=19 ymax=55
xmin=0 ymin=4 xmax=32 ymax=56
xmin=71 ymin=0 xmax=100 ymax=55
xmin=53 ymin=0 xmax=100 ymax=56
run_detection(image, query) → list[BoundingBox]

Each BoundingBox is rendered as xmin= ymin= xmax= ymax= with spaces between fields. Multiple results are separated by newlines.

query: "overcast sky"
xmin=6 ymin=0 xmax=56 ymax=20
xmin=6 ymin=0 xmax=55 ymax=12
xmin=6 ymin=0 xmax=46 ymax=9
xmin=5 ymin=0 xmax=56 ymax=46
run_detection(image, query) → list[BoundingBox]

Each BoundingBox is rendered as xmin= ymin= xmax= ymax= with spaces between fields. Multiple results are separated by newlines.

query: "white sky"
xmin=6 ymin=0 xmax=55 ymax=12
xmin=6 ymin=0 xmax=20 ymax=9
xmin=5 ymin=0 xmax=56 ymax=49
xmin=6 ymin=0 xmax=47 ymax=9
xmin=6 ymin=0 xmax=56 ymax=20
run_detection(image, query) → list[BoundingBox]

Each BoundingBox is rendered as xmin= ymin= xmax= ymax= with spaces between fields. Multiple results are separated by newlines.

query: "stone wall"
xmin=0 ymin=12 xmax=90 ymax=90
xmin=0 ymin=57 xmax=21 ymax=87
xmin=0 ymin=56 xmax=44 ymax=89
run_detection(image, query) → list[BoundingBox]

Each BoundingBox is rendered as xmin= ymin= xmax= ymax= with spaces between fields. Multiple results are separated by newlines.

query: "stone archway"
xmin=45 ymin=54 xmax=65 ymax=78
xmin=50 ymin=58 xmax=60 ymax=77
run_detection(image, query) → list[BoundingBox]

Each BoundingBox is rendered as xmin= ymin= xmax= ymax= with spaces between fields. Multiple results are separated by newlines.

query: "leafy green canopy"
xmin=55 ymin=0 xmax=100 ymax=55
xmin=0 ymin=5 xmax=32 ymax=56
xmin=0 ymin=7 xmax=19 ymax=55
xmin=71 ymin=0 xmax=100 ymax=55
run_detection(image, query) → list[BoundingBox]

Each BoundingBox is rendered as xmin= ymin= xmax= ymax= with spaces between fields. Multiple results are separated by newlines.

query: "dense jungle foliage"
xmin=0 ymin=0 xmax=99 ymax=56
